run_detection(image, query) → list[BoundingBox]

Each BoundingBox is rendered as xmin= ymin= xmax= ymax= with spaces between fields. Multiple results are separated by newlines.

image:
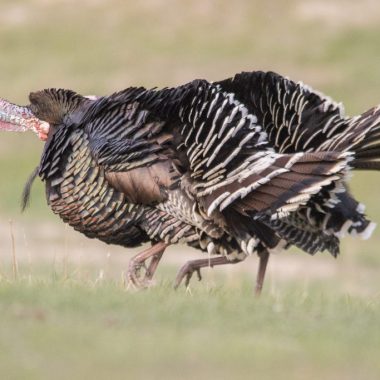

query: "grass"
xmin=0 ymin=271 xmax=379 ymax=380
xmin=0 ymin=241 xmax=380 ymax=380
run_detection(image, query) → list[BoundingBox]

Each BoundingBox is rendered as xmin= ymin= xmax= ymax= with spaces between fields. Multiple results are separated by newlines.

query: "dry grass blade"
xmin=9 ymin=220 xmax=18 ymax=281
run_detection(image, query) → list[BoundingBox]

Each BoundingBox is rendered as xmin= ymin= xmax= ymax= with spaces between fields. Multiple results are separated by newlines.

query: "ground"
xmin=1 ymin=227 xmax=380 ymax=379
xmin=1 ymin=269 xmax=380 ymax=380
xmin=1 ymin=0 xmax=380 ymax=379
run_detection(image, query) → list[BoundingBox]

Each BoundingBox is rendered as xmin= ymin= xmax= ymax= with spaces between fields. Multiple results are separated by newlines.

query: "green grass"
xmin=0 ymin=272 xmax=379 ymax=380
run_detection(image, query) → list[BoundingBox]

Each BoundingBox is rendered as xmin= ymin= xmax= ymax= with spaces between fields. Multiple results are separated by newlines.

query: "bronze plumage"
xmin=1 ymin=70 xmax=380 ymax=293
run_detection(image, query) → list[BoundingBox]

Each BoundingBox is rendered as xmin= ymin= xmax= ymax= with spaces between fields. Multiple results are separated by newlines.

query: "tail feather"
xmin=342 ymin=106 xmax=380 ymax=170
xmin=354 ymin=144 xmax=380 ymax=158
xmin=351 ymin=160 xmax=380 ymax=170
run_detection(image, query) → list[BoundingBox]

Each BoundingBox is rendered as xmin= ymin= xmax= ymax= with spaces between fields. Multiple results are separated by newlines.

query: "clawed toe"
xmin=127 ymin=263 xmax=146 ymax=288
xmin=126 ymin=243 xmax=167 ymax=289
xmin=174 ymin=264 xmax=203 ymax=289
xmin=174 ymin=256 xmax=241 ymax=290
xmin=127 ymin=261 xmax=156 ymax=289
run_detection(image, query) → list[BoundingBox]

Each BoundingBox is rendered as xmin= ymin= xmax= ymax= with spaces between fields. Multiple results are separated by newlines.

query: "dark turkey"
xmin=1 ymin=70 xmax=379 ymax=294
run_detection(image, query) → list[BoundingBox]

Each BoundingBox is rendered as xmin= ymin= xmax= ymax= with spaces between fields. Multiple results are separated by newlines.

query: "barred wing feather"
xmin=129 ymin=80 xmax=350 ymax=218
xmin=215 ymin=71 xmax=348 ymax=153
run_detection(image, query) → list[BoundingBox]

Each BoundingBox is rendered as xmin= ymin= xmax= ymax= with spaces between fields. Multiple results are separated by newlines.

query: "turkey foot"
xmin=174 ymin=256 xmax=239 ymax=289
xmin=128 ymin=242 xmax=168 ymax=288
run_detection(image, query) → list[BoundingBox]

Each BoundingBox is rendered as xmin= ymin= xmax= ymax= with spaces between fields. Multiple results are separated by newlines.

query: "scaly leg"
xmin=174 ymin=256 xmax=240 ymax=289
xmin=255 ymin=248 xmax=269 ymax=296
xmin=128 ymin=242 xmax=168 ymax=288
xmin=145 ymin=250 xmax=165 ymax=281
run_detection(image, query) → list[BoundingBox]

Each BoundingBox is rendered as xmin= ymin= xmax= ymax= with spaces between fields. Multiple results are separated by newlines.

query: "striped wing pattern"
xmin=215 ymin=71 xmax=377 ymax=253
xmin=215 ymin=71 xmax=348 ymax=153
xmin=88 ymin=79 xmax=353 ymax=257
xmin=33 ymin=69 xmax=379 ymax=264
xmin=129 ymin=81 xmax=349 ymax=214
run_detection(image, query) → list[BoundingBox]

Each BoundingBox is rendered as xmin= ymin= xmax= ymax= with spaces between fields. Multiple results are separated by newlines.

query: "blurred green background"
xmin=1 ymin=1 xmax=380 ymax=379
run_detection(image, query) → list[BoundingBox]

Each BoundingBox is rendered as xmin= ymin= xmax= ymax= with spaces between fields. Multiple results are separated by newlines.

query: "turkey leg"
xmin=174 ymin=256 xmax=240 ymax=289
xmin=128 ymin=242 xmax=168 ymax=288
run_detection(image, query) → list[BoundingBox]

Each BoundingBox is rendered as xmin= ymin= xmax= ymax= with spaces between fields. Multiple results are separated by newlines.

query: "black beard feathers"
xmin=21 ymin=166 xmax=39 ymax=212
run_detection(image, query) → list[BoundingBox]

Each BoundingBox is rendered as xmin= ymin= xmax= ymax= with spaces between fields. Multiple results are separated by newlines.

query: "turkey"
xmin=0 ymin=70 xmax=379 ymax=294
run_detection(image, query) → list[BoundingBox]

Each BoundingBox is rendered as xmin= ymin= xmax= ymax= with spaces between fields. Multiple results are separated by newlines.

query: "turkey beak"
xmin=0 ymin=97 xmax=50 ymax=141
